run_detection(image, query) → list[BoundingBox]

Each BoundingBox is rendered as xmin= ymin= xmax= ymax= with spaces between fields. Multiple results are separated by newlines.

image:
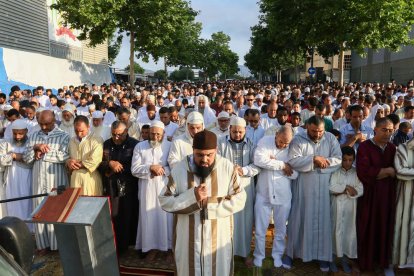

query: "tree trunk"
xmin=164 ymin=57 xmax=168 ymax=81
xmin=129 ymin=32 xmax=135 ymax=86
xmin=294 ymin=54 xmax=298 ymax=83
xmin=338 ymin=46 xmax=345 ymax=86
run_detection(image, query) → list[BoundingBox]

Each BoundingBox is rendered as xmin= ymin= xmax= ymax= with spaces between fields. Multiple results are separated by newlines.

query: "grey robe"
xmin=287 ymin=131 xmax=341 ymax=262
xmin=217 ymin=135 xmax=260 ymax=257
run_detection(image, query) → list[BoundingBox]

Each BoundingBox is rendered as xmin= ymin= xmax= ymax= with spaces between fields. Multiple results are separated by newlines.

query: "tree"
xmin=245 ymin=25 xmax=305 ymax=81
xmin=254 ymin=0 xmax=414 ymax=85
xmin=154 ymin=70 xmax=168 ymax=81
xmin=51 ymin=0 xmax=198 ymax=85
xmin=108 ymin=34 xmax=122 ymax=66
xmin=198 ymin=32 xmax=239 ymax=80
xmin=169 ymin=68 xmax=194 ymax=81
xmin=124 ymin=62 xmax=145 ymax=74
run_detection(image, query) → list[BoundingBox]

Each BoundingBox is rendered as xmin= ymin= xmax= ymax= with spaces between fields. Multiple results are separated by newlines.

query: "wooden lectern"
xmin=28 ymin=188 xmax=119 ymax=276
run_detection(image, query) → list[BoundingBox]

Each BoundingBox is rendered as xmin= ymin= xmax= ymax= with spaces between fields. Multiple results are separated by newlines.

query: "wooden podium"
xmin=28 ymin=188 xmax=119 ymax=276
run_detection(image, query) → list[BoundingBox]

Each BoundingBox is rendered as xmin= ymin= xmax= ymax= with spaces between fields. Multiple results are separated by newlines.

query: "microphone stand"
xmin=0 ymin=185 xmax=67 ymax=204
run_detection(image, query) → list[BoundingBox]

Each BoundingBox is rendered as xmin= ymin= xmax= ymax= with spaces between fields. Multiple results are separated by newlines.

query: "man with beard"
xmin=59 ymin=106 xmax=76 ymax=138
xmin=217 ymin=116 xmax=260 ymax=266
xmin=120 ymin=97 xmax=138 ymax=121
xmin=131 ymin=121 xmax=173 ymax=262
xmin=90 ymin=111 xmax=111 ymax=141
xmin=195 ymin=95 xmax=216 ymax=129
xmin=253 ymin=126 xmax=297 ymax=268
xmin=265 ymin=107 xmax=292 ymax=136
xmin=117 ymin=107 xmax=140 ymax=140
xmin=100 ymin=121 xmax=139 ymax=255
xmin=284 ymin=116 xmax=342 ymax=272
xmin=211 ymin=111 xmax=230 ymax=139
xmin=0 ymin=119 xmax=33 ymax=223
xmin=67 ymin=115 xmax=103 ymax=196
xmin=159 ymin=130 xmax=246 ymax=275
xmin=24 ymin=110 xmax=70 ymax=252
xmin=168 ymin=111 xmax=204 ymax=169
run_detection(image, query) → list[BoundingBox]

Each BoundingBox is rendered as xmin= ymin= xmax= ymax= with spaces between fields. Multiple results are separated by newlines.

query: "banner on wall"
xmin=47 ymin=0 xmax=82 ymax=48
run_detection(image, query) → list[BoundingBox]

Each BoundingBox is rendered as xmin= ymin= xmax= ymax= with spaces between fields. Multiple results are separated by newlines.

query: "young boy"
xmin=290 ymin=112 xmax=301 ymax=135
xmin=329 ymin=146 xmax=363 ymax=273
xmin=392 ymin=121 xmax=411 ymax=146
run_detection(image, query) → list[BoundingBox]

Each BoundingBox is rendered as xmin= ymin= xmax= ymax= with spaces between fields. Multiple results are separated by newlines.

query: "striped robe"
xmin=159 ymin=155 xmax=246 ymax=276
xmin=393 ymin=138 xmax=414 ymax=267
xmin=24 ymin=127 xmax=70 ymax=250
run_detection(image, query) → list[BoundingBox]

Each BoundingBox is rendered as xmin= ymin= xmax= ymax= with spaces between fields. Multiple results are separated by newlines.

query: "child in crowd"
xmin=329 ymin=146 xmax=363 ymax=273
xmin=290 ymin=112 xmax=301 ymax=135
xmin=392 ymin=121 xmax=411 ymax=146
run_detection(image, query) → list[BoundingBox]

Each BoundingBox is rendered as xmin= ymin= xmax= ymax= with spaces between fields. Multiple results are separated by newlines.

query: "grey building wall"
xmin=351 ymin=28 xmax=414 ymax=83
xmin=0 ymin=0 xmax=49 ymax=55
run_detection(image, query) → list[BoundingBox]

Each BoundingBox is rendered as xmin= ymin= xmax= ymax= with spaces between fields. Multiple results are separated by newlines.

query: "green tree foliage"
xmin=124 ymin=62 xmax=145 ymax=74
xmin=51 ymin=0 xmax=198 ymax=84
xmin=108 ymin=34 xmax=122 ymax=66
xmin=198 ymin=32 xmax=239 ymax=80
xmin=250 ymin=0 xmax=414 ymax=84
xmin=154 ymin=70 xmax=168 ymax=81
xmin=169 ymin=68 xmax=195 ymax=81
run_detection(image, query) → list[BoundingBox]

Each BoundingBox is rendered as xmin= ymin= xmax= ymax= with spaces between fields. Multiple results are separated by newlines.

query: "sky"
xmin=113 ymin=0 xmax=260 ymax=72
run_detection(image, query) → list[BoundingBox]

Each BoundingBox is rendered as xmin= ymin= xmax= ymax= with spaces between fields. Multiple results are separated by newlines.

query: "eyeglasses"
xmin=246 ymin=99 xmax=254 ymax=101
xmin=112 ymin=132 xmax=127 ymax=137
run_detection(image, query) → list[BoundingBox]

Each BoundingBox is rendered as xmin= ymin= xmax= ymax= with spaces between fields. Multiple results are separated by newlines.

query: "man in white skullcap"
xmin=131 ymin=120 xmax=173 ymax=262
xmin=217 ymin=115 xmax=260 ymax=265
xmin=0 ymin=119 xmax=33 ymax=225
xmin=168 ymin=111 xmax=204 ymax=168
xmin=211 ymin=111 xmax=230 ymax=139
xmin=90 ymin=110 xmax=111 ymax=141
xmin=59 ymin=106 xmax=76 ymax=138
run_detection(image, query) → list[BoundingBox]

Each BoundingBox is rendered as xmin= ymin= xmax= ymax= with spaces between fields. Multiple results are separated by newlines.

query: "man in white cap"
xmin=211 ymin=111 xmax=230 ymax=139
xmin=131 ymin=120 xmax=173 ymax=262
xmin=217 ymin=115 xmax=260 ymax=266
xmin=168 ymin=111 xmax=204 ymax=169
xmin=90 ymin=110 xmax=111 ymax=141
xmin=67 ymin=115 xmax=103 ymax=196
xmin=59 ymin=106 xmax=76 ymax=138
xmin=255 ymin=94 xmax=265 ymax=110
xmin=0 ymin=119 xmax=32 ymax=221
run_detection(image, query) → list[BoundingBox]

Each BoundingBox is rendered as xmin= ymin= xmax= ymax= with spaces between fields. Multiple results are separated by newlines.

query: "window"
xmin=344 ymin=55 xmax=352 ymax=69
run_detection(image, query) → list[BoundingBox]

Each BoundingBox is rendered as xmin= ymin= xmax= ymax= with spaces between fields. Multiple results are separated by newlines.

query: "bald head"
xmin=38 ymin=110 xmax=56 ymax=133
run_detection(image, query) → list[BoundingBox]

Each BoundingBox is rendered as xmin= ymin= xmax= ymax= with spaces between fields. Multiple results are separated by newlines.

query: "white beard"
xmin=150 ymin=140 xmax=162 ymax=148
xmin=61 ymin=118 xmax=74 ymax=127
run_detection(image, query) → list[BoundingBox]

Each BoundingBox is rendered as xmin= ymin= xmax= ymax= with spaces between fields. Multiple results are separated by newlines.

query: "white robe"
xmin=217 ymin=136 xmax=260 ymax=257
xmin=329 ymin=167 xmax=363 ymax=258
xmin=159 ymin=155 xmax=246 ymax=276
xmin=287 ymin=131 xmax=342 ymax=262
xmin=260 ymin=114 xmax=278 ymax=130
xmin=131 ymin=140 xmax=173 ymax=252
xmin=168 ymin=133 xmax=193 ymax=169
xmin=0 ymin=140 xmax=33 ymax=228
